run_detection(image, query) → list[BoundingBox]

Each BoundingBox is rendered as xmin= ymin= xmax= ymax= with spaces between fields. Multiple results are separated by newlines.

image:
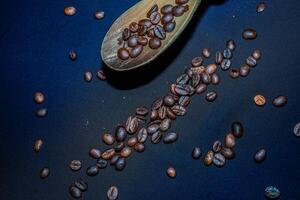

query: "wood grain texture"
xmin=101 ymin=0 xmax=201 ymax=71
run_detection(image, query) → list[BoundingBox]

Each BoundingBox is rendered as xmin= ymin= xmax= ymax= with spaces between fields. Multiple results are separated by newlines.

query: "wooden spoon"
xmin=101 ymin=0 xmax=202 ymax=71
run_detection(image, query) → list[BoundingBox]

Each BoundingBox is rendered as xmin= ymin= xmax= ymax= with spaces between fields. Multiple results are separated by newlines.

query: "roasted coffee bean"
xmin=195 ymin=83 xmax=207 ymax=94
xmin=136 ymin=36 xmax=148 ymax=46
xmin=147 ymin=123 xmax=160 ymax=135
xmin=164 ymin=21 xmax=176 ymax=32
xmin=69 ymin=50 xmax=77 ymax=60
xmin=226 ymin=40 xmax=236 ymax=51
xmin=213 ymin=153 xmax=226 ymax=167
xmin=160 ymin=119 xmax=172 ymax=132
xmin=220 ymin=147 xmax=235 ymax=159
xmin=173 ymin=5 xmax=185 ymax=17
xmin=229 ymin=69 xmax=240 ymax=79
xmin=171 ymin=105 xmax=186 ymax=116
xmin=150 ymin=110 xmax=159 ymax=120
xmin=115 ymin=126 xmax=127 ymax=142
xmin=114 ymin=142 xmax=125 ymax=152
xmin=202 ymin=48 xmax=211 ymax=58
xmin=206 ymin=91 xmax=217 ymax=102
xmin=252 ymin=49 xmax=262 ymax=60
xmin=69 ymin=186 xmax=82 ymax=199
xmin=96 ymin=158 xmax=108 ymax=169
xmin=163 ymin=132 xmax=178 ymax=144
xmin=201 ymin=72 xmax=211 ymax=84
xmin=138 ymin=25 xmax=148 ymax=36
xmin=36 ymin=108 xmax=48 ymax=117
xmin=164 ymin=95 xmax=176 ymax=107
xmin=176 ymin=73 xmax=190 ymax=85
xmin=147 ymin=4 xmax=159 ymax=18
xmin=97 ymin=69 xmax=106 ymax=80
xmin=179 ymin=96 xmax=191 ymax=107
xmin=130 ymin=45 xmax=143 ymax=58
xmin=110 ymin=155 xmax=120 ymax=166
xmin=84 ymin=71 xmax=92 ymax=82
xmin=94 ymin=10 xmax=105 ymax=20
xmin=158 ymin=106 xmax=167 ymax=119
xmin=154 ymin=25 xmax=166 ymax=40
xmin=243 ymin=28 xmax=257 ymax=40
xmin=161 ymin=13 xmax=174 ymax=25
xmin=120 ymin=147 xmax=132 ymax=158
xmin=149 ymin=11 xmax=161 ymax=25
xmin=211 ymin=73 xmax=220 ymax=85
xmin=115 ymin=157 xmax=126 ymax=171
xmin=102 ymin=133 xmax=115 ymax=145
xmin=101 ymin=148 xmax=115 ymax=160
xmin=166 ymin=107 xmax=176 ymax=120
xmin=254 ymin=94 xmax=266 ymax=106
xmin=186 ymin=84 xmax=195 ymax=95
xmin=246 ymin=56 xmax=257 ymax=67
xmin=126 ymin=116 xmax=139 ymax=134
xmin=176 ymin=0 xmax=189 ymax=4
xmin=191 ymin=74 xmax=200 ymax=87
xmin=127 ymin=137 xmax=138 ymax=147
xmin=129 ymin=22 xmax=139 ymax=33
xmin=134 ymin=143 xmax=145 ymax=153
xmin=74 ymin=179 xmax=88 ymax=192
xmin=117 ymin=48 xmax=129 ymax=60
xmin=190 ymin=66 xmax=205 ymax=75
xmin=240 ymin=64 xmax=250 ymax=77
xmin=138 ymin=19 xmax=152 ymax=28
xmin=272 ymin=95 xmax=288 ymax=107
xmin=221 ymin=59 xmax=231 ymax=71
xmin=152 ymin=98 xmax=163 ymax=110
xmin=206 ymin=64 xmax=217 ymax=74
xmin=34 ymin=92 xmax=45 ymax=104
xmin=149 ymin=37 xmax=162 ymax=49
xmin=204 ymin=151 xmax=214 ymax=166
xmin=128 ymin=35 xmax=138 ymax=48
xmin=40 ymin=167 xmax=50 ymax=179
xmin=69 ymin=160 xmax=82 ymax=171
xmin=231 ymin=121 xmax=243 ymax=138
xmin=161 ymin=4 xmax=174 ymax=14
xmin=223 ymin=48 xmax=232 ymax=59
xmin=215 ymin=51 xmax=223 ymax=65
xmin=264 ymin=186 xmax=280 ymax=199
xmin=293 ymin=122 xmax=300 ymax=137
xmin=254 ymin=148 xmax=267 ymax=163
xmin=64 ymin=6 xmax=76 ymax=16
xmin=191 ymin=56 xmax=203 ymax=67
xmin=256 ymin=2 xmax=266 ymax=13
xmin=192 ymin=147 xmax=202 ymax=159
xmin=225 ymin=133 xmax=235 ymax=148
xmin=136 ymin=106 xmax=148 ymax=116
xmin=170 ymin=83 xmax=177 ymax=94
xmin=166 ymin=167 xmax=176 ymax=178
xmin=212 ymin=140 xmax=222 ymax=152
xmin=107 ymin=186 xmax=118 ymax=200
xmin=122 ymin=28 xmax=131 ymax=41
xmin=33 ymin=139 xmax=43 ymax=152
xmin=89 ymin=148 xmax=101 ymax=159
xmin=151 ymin=131 xmax=162 ymax=144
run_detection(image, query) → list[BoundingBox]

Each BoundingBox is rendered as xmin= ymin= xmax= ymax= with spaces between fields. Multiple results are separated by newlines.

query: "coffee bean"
xmin=201 ymin=72 xmax=211 ymax=84
xmin=192 ymin=147 xmax=202 ymax=159
xmin=129 ymin=22 xmax=139 ymax=33
xmin=254 ymin=94 xmax=266 ymax=106
xmin=293 ymin=122 xmax=300 ymax=137
xmin=212 ymin=140 xmax=222 ymax=153
xmin=158 ymin=106 xmax=167 ymax=119
xmin=149 ymin=37 xmax=161 ymax=49
xmin=254 ymin=148 xmax=267 ymax=163
xmin=152 ymin=98 xmax=163 ymax=110
xmin=206 ymin=91 xmax=217 ymax=102
xmin=147 ymin=124 xmax=160 ymax=135
xmin=166 ymin=107 xmax=177 ymax=120
xmin=128 ymin=35 xmax=138 ymax=48
xmin=195 ymin=83 xmax=207 ymax=94
xmin=161 ymin=4 xmax=174 ymax=14
xmin=136 ymin=106 xmax=148 ymax=116
xmin=110 ymin=155 xmax=120 ymax=165
xmin=246 ymin=56 xmax=257 ymax=67
xmin=89 ymin=148 xmax=101 ymax=159
xmin=204 ymin=151 xmax=214 ymax=166
xmin=171 ymin=105 xmax=186 ymax=116
xmin=191 ymin=73 xmax=200 ymax=87
xmin=84 ymin=71 xmax=93 ymax=82
xmin=96 ymin=158 xmax=108 ymax=169
xmin=223 ymin=48 xmax=232 ymax=59
xmin=96 ymin=69 xmax=106 ymax=80
xmin=107 ymin=186 xmax=118 ymax=200
xmin=69 ymin=50 xmax=77 ymax=60
xmin=229 ymin=69 xmax=240 ymax=79
xmin=122 ymin=28 xmax=131 ymax=41
xmin=117 ymin=48 xmax=129 ymax=60
xmin=114 ymin=142 xmax=125 ymax=153
xmin=115 ymin=126 xmax=127 ymax=142
xmin=164 ymin=21 xmax=176 ymax=32
xmin=95 ymin=11 xmax=105 ymax=20
xmin=264 ymin=186 xmax=280 ymax=199
xmin=173 ymin=5 xmax=185 ymax=17
xmin=211 ymin=73 xmax=220 ymax=85
xmin=231 ymin=121 xmax=244 ymax=138
xmin=213 ymin=153 xmax=226 ymax=167
xmin=33 ymin=139 xmax=43 ymax=152
xmin=74 ymin=179 xmax=88 ymax=192
xmin=243 ymin=28 xmax=257 ymax=40
xmin=36 ymin=108 xmax=48 ymax=117
xmin=226 ymin=40 xmax=236 ymax=51
xmin=191 ymin=56 xmax=203 ymax=67
xmin=176 ymin=0 xmax=189 ymax=4
xmin=272 ymin=95 xmax=288 ymax=107
xmin=163 ymin=132 xmax=178 ymax=144
xmin=178 ymin=96 xmax=191 ymax=107
xmin=151 ymin=131 xmax=162 ymax=144
xmin=163 ymin=95 xmax=175 ymax=107
xmin=126 ymin=116 xmax=139 ymax=134
xmin=130 ymin=45 xmax=143 ymax=58
xmin=221 ymin=59 xmax=231 ymax=71
xmin=120 ymin=147 xmax=132 ymax=158
xmin=149 ymin=11 xmax=161 ymax=25
xmin=115 ymin=157 xmax=126 ymax=171
xmin=252 ymin=49 xmax=262 ymax=60
xmin=138 ymin=25 xmax=147 ymax=36
xmin=176 ymin=73 xmax=190 ymax=85
xmin=150 ymin=110 xmax=159 ymax=120
xmin=69 ymin=160 xmax=82 ymax=171
xmin=220 ymin=147 xmax=235 ymax=159
xmin=161 ymin=13 xmax=174 ymax=25
xmin=202 ymin=48 xmax=211 ymax=58
xmin=101 ymin=148 xmax=115 ymax=160
xmin=64 ymin=6 xmax=76 ymax=16
xmin=160 ymin=119 xmax=172 ymax=132
xmin=240 ymin=64 xmax=250 ymax=77
xmin=102 ymin=133 xmax=115 ymax=145
xmin=138 ymin=19 xmax=152 ymax=28
xmin=40 ymin=167 xmax=50 ymax=179
xmin=154 ymin=25 xmax=166 ymax=40
xmin=215 ymin=51 xmax=223 ymax=65
xmin=34 ymin=92 xmax=45 ymax=104
xmin=127 ymin=137 xmax=138 ymax=147
xmin=225 ymin=133 xmax=236 ymax=148
xmin=256 ymin=2 xmax=266 ymax=13
xmin=134 ymin=143 xmax=145 ymax=153
xmin=69 ymin=186 xmax=82 ymax=199
xmin=166 ymin=167 xmax=176 ymax=178
xmin=206 ymin=64 xmax=217 ymax=74
xmin=189 ymin=66 xmax=205 ymax=75
xmin=147 ymin=4 xmax=159 ymax=18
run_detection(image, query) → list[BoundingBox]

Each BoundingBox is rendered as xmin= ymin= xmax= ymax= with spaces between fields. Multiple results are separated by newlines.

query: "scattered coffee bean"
xmin=34 ymin=92 xmax=45 ymax=104
xmin=293 ymin=122 xmax=300 ymax=137
xmin=120 ymin=147 xmax=132 ymax=158
xmin=252 ymin=49 xmax=262 ymax=60
xmin=36 ymin=108 xmax=48 ymax=117
xmin=163 ymin=132 xmax=178 ymax=144
xmin=254 ymin=148 xmax=267 ymax=163
xmin=125 ymin=116 xmax=139 ymax=134
xmin=195 ymin=84 xmax=207 ymax=94
xmin=40 ymin=167 xmax=50 ymax=179
xmin=95 ymin=11 xmax=105 ymax=20
xmin=206 ymin=91 xmax=217 ymax=102
xmin=69 ymin=185 xmax=82 ymax=199
xmin=223 ymin=48 xmax=232 ymax=59
xmin=213 ymin=153 xmax=226 ymax=167
xmin=147 ymin=4 xmax=159 ymax=18
xmin=164 ymin=21 xmax=176 ymax=32
xmin=192 ymin=147 xmax=202 ymax=159
xmin=215 ymin=51 xmax=223 ymax=65
xmin=211 ymin=73 xmax=220 ymax=85
xmin=149 ymin=11 xmax=161 ymax=25
xmin=201 ymin=72 xmax=211 ymax=84
xmin=254 ymin=94 xmax=266 ymax=106
xmin=212 ymin=140 xmax=222 ymax=153
xmin=176 ymin=73 xmax=190 ymax=85
xmin=257 ymin=2 xmax=266 ymax=13
xmin=171 ymin=105 xmax=186 ymax=116
xmin=117 ymin=48 xmax=130 ymax=60
xmin=158 ymin=105 xmax=167 ymax=119
xmin=264 ymin=186 xmax=280 ymax=199
xmin=149 ymin=37 xmax=162 ymax=49
xmin=166 ymin=167 xmax=176 ymax=178
xmin=64 ymin=6 xmax=76 ymax=16
xmin=97 ymin=69 xmax=106 ymax=80
xmin=202 ymin=48 xmax=211 ymax=58
xmin=115 ymin=157 xmax=126 ymax=171
xmin=101 ymin=148 xmax=115 ymax=160
xmin=166 ymin=107 xmax=177 ymax=120
xmin=164 ymin=95 xmax=176 ymax=107
xmin=206 ymin=64 xmax=217 ymax=74
xmin=114 ymin=142 xmax=125 ymax=152
xmin=178 ymin=96 xmax=191 ymax=107
xmin=137 ymin=128 xmax=148 ymax=143
xmin=151 ymin=131 xmax=162 ymax=144
xmin=69 ymin=160 xmax=82 ymax=171
xmin=192 ymin=56 xmax=203 ymax=67
xmin=231 ymin=121 xmax=243 ymax=138
xmin=147 ymin=123 xmax=160 ymax=135
xmin=74 ymin=179 xmax=88 ymax=192
xmin=102 ymin=133 xmax=115 ymax=145
xmin=220 ymin=147 xmax=235 ymax=159
xmin=84 ymin=71 xmax=93 ymax=82
xmin=204 ymin=150 xmax=214 ymax=166
xmin=160 ymin=118 xmax=172 ymax=132
xmin=136 ymin=106 xmax=148 ymax=116
xmin=272 ymin=95 xmax=288 ymax=107
xmin=229 ymin=69 xmax=239 ymax=79
xmin=33 ymin=139 xmax=43 ymax=152
xmin=69 ymin=50 xmax=77 ymax=60
xmin=110 ymin=155 xmax=120 ymax=166
xmin=107 ymin=186 xmax=118 ymax=200
xmin=134 ymin=143 xmax=145 ymax=153
xmin=246 ymin=56 xmax=257 ymax=67
xmin=115 ymin=126 xmax=127 ymax=142
xmin=127 ymin=137 xmax=138 ymax=147
xmin=240 ymin=64 xmax=250 ymax=77
xmin=89 ymin=148 xmax=101 ymax=159
xmin=86 ymin=165 xmax=99 ymax=176
xmin=226 ymin=40 xmax=236 ymax=51
xmin=242 ymin=28 xmax=257 ymax=40
xmin=96 ymin=158 xmax=108 ymax=169
xmin=221 ymin=59 xmax=231 ymax=71
xmin=225 ymin=133 xmax=236 ymax=148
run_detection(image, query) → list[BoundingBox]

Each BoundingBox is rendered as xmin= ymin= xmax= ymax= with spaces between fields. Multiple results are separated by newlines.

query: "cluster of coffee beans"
xmin=117 ymin=1 xmax=190 ymax=60
xmin=69 ymin=179 xmax=88 ymax=199
xmin=83 ymin=69 xmax=107 ymax=82
xmin=203 ymin=122 xmax=243 ymax=167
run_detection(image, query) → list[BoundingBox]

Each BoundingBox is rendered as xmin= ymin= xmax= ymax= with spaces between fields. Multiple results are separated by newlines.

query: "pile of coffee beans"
xmin=117 ymin=1 xmax=190 ymax=60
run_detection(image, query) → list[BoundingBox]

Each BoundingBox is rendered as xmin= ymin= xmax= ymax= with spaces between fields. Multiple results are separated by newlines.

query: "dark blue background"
xmin=0 ymin=0 xmax=299 ymax=199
